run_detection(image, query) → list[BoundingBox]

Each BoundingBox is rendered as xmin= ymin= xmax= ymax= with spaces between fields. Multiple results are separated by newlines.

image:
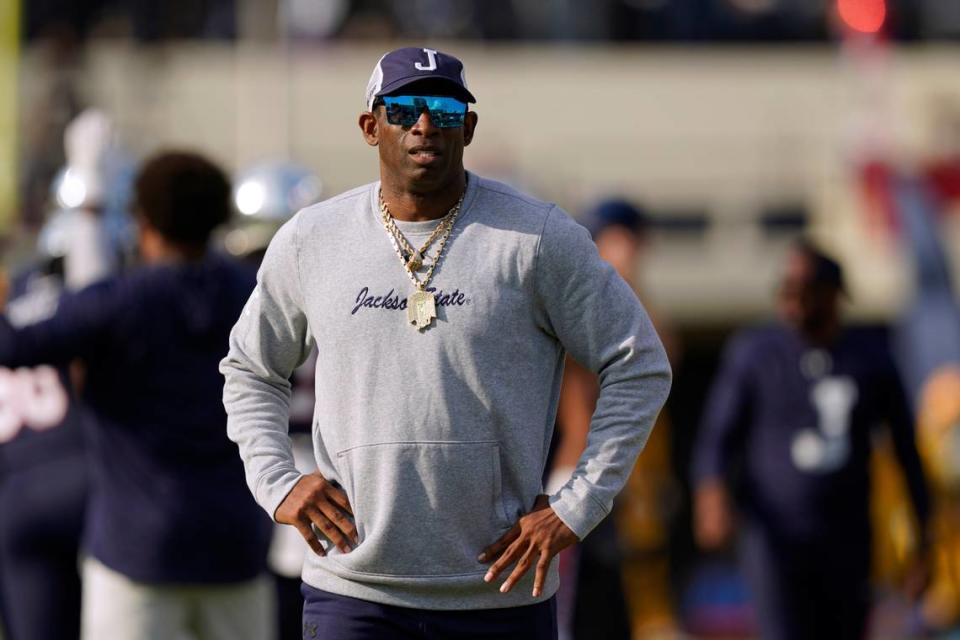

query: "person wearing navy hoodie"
xmin=691 ymin=241 xmax=931 ymax=640
xmin=0 ymin=151 xmax=274 ymax=640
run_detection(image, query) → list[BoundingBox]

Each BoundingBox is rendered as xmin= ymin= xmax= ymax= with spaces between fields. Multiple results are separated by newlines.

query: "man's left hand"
xmin=478 ymin=494 xmax=578 ymax=597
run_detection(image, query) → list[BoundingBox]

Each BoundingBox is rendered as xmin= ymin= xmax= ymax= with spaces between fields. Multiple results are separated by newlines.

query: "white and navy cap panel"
xmin=364 ymin=52 xmax=388 ymax=112
xmin=364 ymin=47 xmax=476 ymax=110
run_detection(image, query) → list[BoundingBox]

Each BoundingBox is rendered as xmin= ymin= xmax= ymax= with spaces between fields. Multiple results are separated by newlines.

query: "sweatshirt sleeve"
xmin=220 ymin=215 xmax=314 ymax=520
xmin=535 ymin=206 xmax=672 ymax=539
xmin=690 ymin=333 xmax=754 ymax=486
xmin=882 ymin=352 xmax=931 ymax=534
xmin=0 ymin=280 xmax=118 ymax=367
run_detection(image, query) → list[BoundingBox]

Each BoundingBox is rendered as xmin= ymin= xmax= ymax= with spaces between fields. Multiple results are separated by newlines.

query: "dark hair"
xmin=793 ymin=239 xmax=847 ymax=294
xmin=134 ymin=151 xmax=231 ymax=246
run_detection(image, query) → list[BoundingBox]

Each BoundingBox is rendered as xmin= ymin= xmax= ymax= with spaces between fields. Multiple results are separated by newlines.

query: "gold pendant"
xmin=406 ymin=251 xmax=423 ymax=271
xmin=407 ymin=290 xmax=437 ymax=330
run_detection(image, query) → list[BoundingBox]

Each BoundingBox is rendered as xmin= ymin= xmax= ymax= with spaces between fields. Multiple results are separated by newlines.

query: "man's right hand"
xmin=275 ymin=471 xmax=358 ymax=556
xmin=694 ymin=479 xmax=734 ymax=550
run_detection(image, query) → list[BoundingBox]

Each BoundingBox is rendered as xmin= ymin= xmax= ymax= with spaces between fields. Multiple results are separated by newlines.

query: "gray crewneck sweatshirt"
xmin=221 ymin=173 xmax=671 ymax=609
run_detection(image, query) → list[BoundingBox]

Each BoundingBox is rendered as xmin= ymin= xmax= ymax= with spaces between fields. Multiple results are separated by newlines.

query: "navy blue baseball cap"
xmin=365 ymin=47 xmax=476 ymax=111
xmin=583 ymin=198 xmax=649 ymax=239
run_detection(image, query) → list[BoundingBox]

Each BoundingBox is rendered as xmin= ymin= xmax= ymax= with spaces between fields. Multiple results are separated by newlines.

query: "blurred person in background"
xmin=227 ymin=160 xmax=323 ymax=267
xmin=691 ymin=241 xmax=931 ymax=640
xmin=0 ymin=108 xmax=125 ymax=640
xmin=893 ymin=176 xmax=960 ymax=634
xmin=548 ymin=198 xmax=679 ymax=640
xmin=0 ymin=151 xmax=274 ymax=640
xmin=853 ymin=93 xmax=960 ymax=634
xmin=872 ymin=170 xmax=960 ymax=634
xmin=221 ymin=46 xmax=671 ymax=639
xmin=227 ymin=159 xmax=323 ymax=640
xmin=57 ymin=109 xmax=127 ymax=286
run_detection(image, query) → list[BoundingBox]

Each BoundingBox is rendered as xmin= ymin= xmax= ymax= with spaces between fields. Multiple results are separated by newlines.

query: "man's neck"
xmin=143 ymin=240 xmax=206 ymax=265
xmin=797 ymin=320 xmax=841 ymax=347
xmin=380 ymin=171 xmax=467 ymax=222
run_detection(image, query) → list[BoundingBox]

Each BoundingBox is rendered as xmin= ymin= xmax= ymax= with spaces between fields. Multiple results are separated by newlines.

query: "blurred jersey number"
xmin=792 ymin=376 xmax=858 ymax=474
xmin=0 ymin=366 xmax=69 ymax=442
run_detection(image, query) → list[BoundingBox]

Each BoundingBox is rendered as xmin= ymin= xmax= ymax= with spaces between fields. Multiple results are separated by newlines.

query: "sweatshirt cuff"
xmin=548 ymin=479 xmax=610 ymax=540
xmin=256 ymin=468 xmax=303 ymax=522
xmin=691 ymin=456 xmax=724 ymax=488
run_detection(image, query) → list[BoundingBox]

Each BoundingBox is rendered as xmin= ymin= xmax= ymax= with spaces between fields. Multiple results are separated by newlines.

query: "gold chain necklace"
xmin=379 ymin=192 xmax=456 ymax=271
xmin=378 ymin=187 xmax=465 ymax=330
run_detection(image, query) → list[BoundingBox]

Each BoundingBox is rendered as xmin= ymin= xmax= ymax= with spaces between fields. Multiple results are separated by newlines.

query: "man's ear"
xmin=359 ymin=111 xmax=379 ymax=147
xmin=463 ymin=111 xmax=478 ymax=147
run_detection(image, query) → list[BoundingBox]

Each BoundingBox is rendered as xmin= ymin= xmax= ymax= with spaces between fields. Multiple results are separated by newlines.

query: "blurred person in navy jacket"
xmin=691 ymin=241 xmax=930 ymax=640
xmin=0 ymin=151 xmax=274 ymax=640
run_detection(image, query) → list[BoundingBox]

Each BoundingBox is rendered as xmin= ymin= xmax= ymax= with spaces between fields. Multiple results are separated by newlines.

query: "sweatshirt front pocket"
xmin=334 ymin=441 xmax=511 ymax=578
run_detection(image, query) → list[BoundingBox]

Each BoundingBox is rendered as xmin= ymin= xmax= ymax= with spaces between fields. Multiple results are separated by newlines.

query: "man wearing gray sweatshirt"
xmin=220 ymin=47 xmax=671 ymax=639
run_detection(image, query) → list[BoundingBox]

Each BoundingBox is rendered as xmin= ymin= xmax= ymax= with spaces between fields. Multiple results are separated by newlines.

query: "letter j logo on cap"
xmin=414 ymin=48 xmax=438 ymax=72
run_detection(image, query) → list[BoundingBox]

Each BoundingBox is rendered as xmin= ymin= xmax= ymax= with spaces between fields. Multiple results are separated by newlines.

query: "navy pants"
xmin=740 ymin=525 xmax=870 ymax=640
xmin=301 ymin=584 xmax=558 ymax=640
xmin=0 ymin=455 xmax=87 ymax=640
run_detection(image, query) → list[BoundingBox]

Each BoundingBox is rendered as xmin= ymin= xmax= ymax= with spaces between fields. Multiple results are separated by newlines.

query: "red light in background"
xmin=837 ymin=0 xmax=887 ymax=34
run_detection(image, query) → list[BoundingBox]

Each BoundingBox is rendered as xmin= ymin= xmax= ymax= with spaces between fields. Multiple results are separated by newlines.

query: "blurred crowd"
xmin=22 ymin=0 xmax=960 ymax=43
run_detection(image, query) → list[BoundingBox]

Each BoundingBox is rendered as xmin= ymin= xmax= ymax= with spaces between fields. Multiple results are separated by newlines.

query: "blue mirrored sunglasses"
xmin=376 ymin=95 xmax=468 ymax=128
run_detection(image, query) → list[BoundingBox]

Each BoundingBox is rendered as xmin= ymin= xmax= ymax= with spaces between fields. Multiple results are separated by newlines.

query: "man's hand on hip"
xmin=275 ymin=471 xmax=358 ymax=556
xmin=478 ymin=494 xmax=578 ymax=597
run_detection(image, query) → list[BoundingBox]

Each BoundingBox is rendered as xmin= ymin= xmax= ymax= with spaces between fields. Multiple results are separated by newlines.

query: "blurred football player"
xmin=0 ymin=151 xmax=274 ymax=640
xmin=0 ymin=243 xmax=89 ymax=640
xmin=0 ymin=108 xmax=127 ymax=640
xmin=692 ymin=241 xmax=931 ymax=640
xmin=226 ymin=160 xmax=322 ymax=267
xmin=40 ymin=108 xmax=132 ymax=289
